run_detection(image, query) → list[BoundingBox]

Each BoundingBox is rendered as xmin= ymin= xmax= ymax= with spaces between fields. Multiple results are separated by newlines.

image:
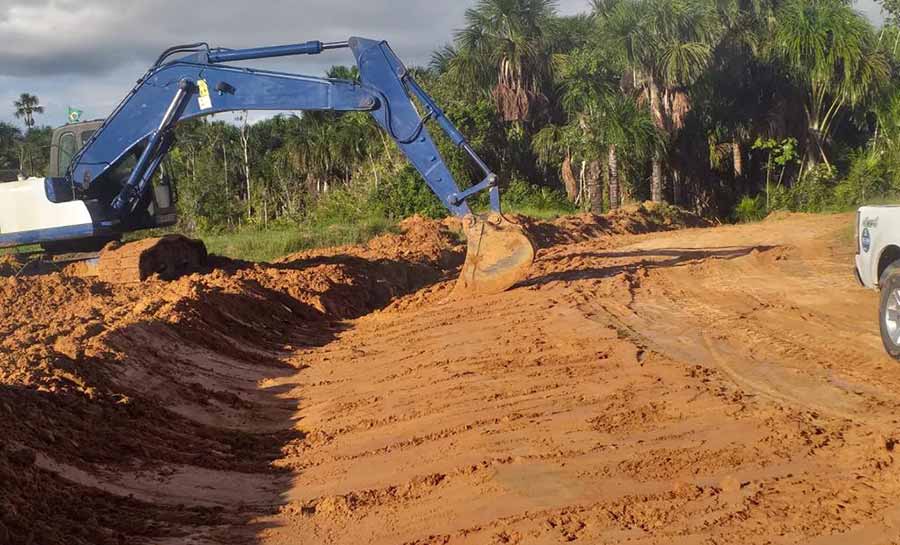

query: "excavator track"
xmin=98 ymin=235 xmax=208 ymax=284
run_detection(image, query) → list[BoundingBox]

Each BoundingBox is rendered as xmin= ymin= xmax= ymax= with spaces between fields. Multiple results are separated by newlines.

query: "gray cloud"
xmin=0 ymin=0 xmax=468 ymax=78
xmin=0 ymin=0 xmax=880 ymax=126
xmin=0 ymin=0 xmax=583 ymax=124
xmin=857 ymin=0 xmax=886 ymax=22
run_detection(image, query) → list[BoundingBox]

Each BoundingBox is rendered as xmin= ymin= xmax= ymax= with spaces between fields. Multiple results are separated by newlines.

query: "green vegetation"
xmin=199 ymin=219 xmax=395 ymax=262
xmin=7 ymin=0 xmax=900 ymax=250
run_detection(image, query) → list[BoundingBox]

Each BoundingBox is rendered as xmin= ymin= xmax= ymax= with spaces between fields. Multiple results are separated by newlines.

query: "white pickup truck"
xmin=856 ymin=206 xmax=900 ymax=358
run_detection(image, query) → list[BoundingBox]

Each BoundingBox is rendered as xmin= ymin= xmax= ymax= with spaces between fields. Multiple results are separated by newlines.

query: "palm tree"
xmin=599 ymin=0 xmax=723 ymax=203
xmin=533 ymin=123 xmax=580 ymax=201
xmin=449 ymin=0 xmax=559 ymax=123
xmin=771 ymin=0 xmax=888 ymax=169
xmin=430 ymin=45 xmax=460 ymax=75
xmin=538 ymin=43 xmax=660 ymax=212
xmin=14 ymin=93 xmax=44 ymax=129
xmin=592 ymin=95 xmax=660 ymax=208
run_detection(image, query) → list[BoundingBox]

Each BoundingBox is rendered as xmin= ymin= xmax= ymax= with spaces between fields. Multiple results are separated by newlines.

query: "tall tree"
xmin=0 ymin=122 xmax=22 ymax=170
xmin=535 ymin=44 xmax=659 ymax=212
xmin=599 ymin=0 xmax=723 ymax=203
xmin=771 ymin=0 xmax=888 ymax=168
xmin=450 ymin=0 xmax=559 ymax=123
xmin=13 ymin=93 xmax=44 ymax=129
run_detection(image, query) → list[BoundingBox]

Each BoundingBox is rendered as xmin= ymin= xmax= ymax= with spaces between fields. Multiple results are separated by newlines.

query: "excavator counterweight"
xmin=0 ymin=36 xmax=534 ymax=294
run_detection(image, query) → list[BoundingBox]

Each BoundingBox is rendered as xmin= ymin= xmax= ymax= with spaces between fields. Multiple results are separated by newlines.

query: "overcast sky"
xmin=0 ymin=0 xmax=886 ymax=128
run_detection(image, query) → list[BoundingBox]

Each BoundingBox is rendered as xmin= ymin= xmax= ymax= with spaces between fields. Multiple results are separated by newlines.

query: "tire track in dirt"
xmin=253 ymin=212 xmax=900 ymax=545
xmin=538 ymin=213 xmax=900 ymax=544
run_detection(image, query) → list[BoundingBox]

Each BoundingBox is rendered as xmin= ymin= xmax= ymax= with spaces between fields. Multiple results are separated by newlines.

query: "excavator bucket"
xmin=98 ymin=235 xmax=208 ymax=284
xmin=455 ymin=213 xmax=535 ymax=295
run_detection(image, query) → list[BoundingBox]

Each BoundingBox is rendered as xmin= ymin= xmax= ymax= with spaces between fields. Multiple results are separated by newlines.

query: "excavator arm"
xmin=49 ymin=37 xmax=534 ymax=293
xmin=71 ymin=38 xmax=488 ymax=218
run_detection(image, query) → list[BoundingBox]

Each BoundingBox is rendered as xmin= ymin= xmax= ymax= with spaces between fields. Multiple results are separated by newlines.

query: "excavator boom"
xmin=1 ymin=37 xmax=534 ymax=294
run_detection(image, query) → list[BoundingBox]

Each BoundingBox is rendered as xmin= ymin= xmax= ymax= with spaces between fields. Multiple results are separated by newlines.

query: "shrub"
xmin=374 ymin=165 xmax=447 ymax=220
xmin=500 ymin=178 xmax=575 ymax=218
xmin=834 ymin=150 xmax=892 ymax=208
xmin=790 ymin=164 xmax=838 ymax=212
xmin=733 ymin=195 xmax=768 ymax=222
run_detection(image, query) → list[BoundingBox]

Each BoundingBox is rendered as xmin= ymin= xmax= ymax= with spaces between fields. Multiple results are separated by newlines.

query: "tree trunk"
xmin=243 ymin=143 xmax=251 ymax=219
xmin=239 ymin=113 xmax=252 ymax=221
xmin=587 ymin=160 xmax=603 ymax=215
xmin=649 ymin=79 xmax=665 ymax=132
xmin=672 ymin=170 xmax=681 ymax=205
xmin=732 ymin=139 xmax=743 ymax=178
xmin=648 ymin=78 xmax=667 ymax=204
xmin=576 ymin=160 xmax=587 ymax=206
xmin=651 ymin=154 xmax=665 ymax=203
xmin=608 ymin=145 xmax=620 ymax=209
xmin=561 ymin=155 xmax=578 ymax=202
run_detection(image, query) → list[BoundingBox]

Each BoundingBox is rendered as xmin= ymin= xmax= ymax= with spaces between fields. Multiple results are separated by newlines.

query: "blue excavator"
xmin=0 ymin=37 xmax=534 ymax=294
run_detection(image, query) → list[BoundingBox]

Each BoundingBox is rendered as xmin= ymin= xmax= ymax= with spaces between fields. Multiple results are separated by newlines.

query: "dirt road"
xmin=4 ymin=210 xmax=900 ymax=545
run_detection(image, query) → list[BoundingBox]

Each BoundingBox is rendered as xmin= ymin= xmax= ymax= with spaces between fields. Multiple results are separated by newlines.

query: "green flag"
xmin=66 ymin=107 xmax=83 ymax=124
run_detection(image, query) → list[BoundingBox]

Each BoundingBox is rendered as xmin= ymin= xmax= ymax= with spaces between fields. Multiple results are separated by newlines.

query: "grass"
xmin=500 ymin=203 xmax=575 ymax=220
xmin=199 ymin=217 xmax=396 ymax=262
xmin=1 ymin=245 xmax=39 ymax=256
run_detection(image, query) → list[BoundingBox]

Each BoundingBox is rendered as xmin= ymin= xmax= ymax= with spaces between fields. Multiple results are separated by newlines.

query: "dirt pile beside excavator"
xmin=0 ymin=209 xmax=681 ymax=544
xmin=0 ymin=215 xmax=469 ymax=544
xmin=97 ymin=235 xmax=209 ymax=284
xmin=6 ymin=208 xmax=888 ymax=545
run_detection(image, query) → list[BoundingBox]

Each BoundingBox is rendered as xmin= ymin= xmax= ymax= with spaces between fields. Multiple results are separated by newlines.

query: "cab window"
xmin=79 ymin=130 xmax=96 ymax=147
xmin=58 ymin=132 xmax=77 ymax=175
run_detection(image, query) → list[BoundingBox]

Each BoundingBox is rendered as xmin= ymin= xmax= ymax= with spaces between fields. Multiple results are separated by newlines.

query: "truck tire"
xmin=880 ymin=263 xmax=900 ymax=359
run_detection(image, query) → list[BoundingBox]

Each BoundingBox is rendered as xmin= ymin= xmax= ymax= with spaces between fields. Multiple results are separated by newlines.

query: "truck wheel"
xmin=880 ymin=263 xmax=900 ymax=359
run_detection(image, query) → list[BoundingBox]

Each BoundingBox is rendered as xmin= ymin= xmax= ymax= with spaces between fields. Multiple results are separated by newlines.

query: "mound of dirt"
xmin=0 ymin=209 xmax=715 ymax=544
xmin=0 ymin=219 xmax=467 ymax=545
xmin=0 ymin=444 xmax=221 ymax=545
xmin=522 ymin=203 xmax=711 ymax=249
xmin=762 ymin=210 xmax=822 ymax=223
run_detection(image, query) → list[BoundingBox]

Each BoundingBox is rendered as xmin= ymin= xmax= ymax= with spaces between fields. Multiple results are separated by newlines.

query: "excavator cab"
xmin=49 ymin=121 xmax=178 ymax=229
xmin=49 ymin=121 xmax=101 ymax=178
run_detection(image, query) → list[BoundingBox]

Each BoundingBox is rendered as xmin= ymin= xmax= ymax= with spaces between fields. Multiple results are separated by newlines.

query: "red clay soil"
xmin=3 ymin=207 xmax=899 ymax=545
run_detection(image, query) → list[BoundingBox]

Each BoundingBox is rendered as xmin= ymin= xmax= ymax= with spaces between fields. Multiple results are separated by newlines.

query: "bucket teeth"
xmin=455 ymin=213 xmax=535 ymax=296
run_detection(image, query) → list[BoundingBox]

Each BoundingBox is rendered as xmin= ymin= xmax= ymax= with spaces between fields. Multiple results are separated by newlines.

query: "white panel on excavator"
xmin=0 ymin=178 xmax=92 ymax=235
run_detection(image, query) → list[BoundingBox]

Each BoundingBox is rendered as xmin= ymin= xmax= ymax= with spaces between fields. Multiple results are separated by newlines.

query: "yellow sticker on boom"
xmin=198 ymin=79 xmax=212 ymax=110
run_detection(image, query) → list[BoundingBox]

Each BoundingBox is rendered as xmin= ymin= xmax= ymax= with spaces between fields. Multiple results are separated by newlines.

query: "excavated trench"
xmin=7 ymin=207 xmax=900 ymax=545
